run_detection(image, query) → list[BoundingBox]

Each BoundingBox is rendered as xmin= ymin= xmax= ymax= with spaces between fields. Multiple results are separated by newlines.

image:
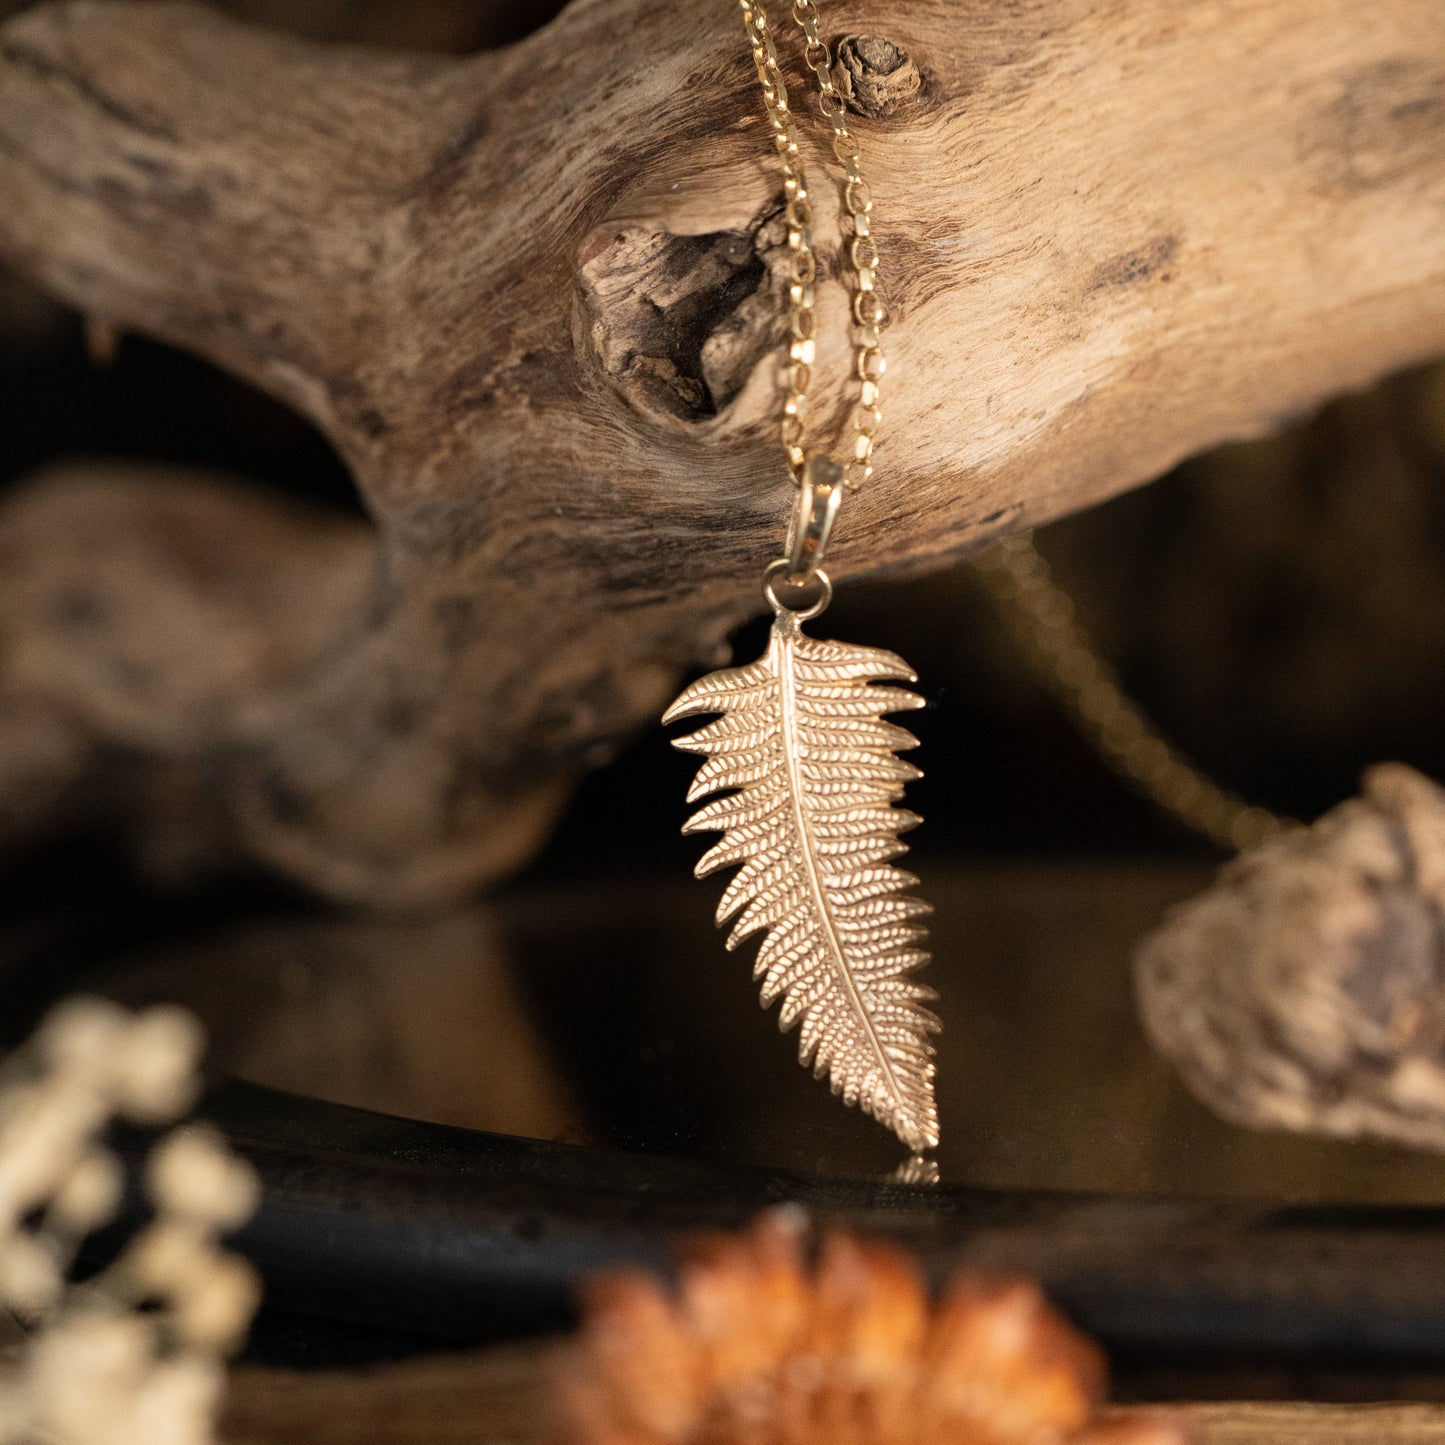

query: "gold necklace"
xmin=663 ymin=0 xmax=939 ymax=1153
xmin=973 ymin=534 xmax=1298 ymax=851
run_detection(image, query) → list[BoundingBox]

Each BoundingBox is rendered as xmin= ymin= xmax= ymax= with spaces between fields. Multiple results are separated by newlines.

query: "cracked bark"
xmin=0 ymin=0 xmax=1442 ymax=901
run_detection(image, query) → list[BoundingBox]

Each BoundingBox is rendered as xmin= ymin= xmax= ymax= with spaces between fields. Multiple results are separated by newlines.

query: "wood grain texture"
xmin=1 ymin=0 xmax=1443 ymax=899
xmin=220 ymin=1343 xmax=1445 ymax=1444
xmin=223 ymin=1343 xmax=563 ymax=1445
xmin=1179 ymin=1403 xmax=1445 ymax=1444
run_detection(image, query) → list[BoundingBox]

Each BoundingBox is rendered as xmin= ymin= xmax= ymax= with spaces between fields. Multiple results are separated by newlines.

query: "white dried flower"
xmin=33 ymin=998 xmax=131 ymax=1081
xmin=0 ymin=1233 xmax=61 ymax=1317
xmin=147 ymin=1126 xmax=260 ymax=1230
xmin=0 ymin=999 xmax=262 ymax=1445
xmin=50 ymin=1151 xmax=125 ymax=1235
xmin=113 ymin=1008 xmax=205 ymax=1123
xmin=0 ymin=1088 xmax=102 ymax=1223
xmin=127 ymin=1357 xmax=226 ymax=1445
xmin=26 ymin=1313 xmax=153 ymax=1432
xmin=172 ymin=1256 xmax=262 ymax=1353
xmin=123 ymin=1221 xmax=208 ymax=1296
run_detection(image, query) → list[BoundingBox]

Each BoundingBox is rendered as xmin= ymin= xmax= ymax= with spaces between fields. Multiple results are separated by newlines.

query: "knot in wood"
xmin=833 ymin=36 xmax=921 ymax=118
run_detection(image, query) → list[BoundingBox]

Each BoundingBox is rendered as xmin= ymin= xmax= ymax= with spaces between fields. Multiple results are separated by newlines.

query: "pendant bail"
xmin=785 ymin=453 xmax=845 ymax=582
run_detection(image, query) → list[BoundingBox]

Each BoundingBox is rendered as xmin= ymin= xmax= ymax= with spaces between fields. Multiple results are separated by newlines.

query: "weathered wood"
xmin=223 ymin=1343 xmax=561 ymax=1444
xmin=221 ymin=1344 xmax=1445 ymax=1443
xmin=1 ymin=1 xmax=1443 ymax=899
xmin=1175 ymin=1404 xmax=1445 ymax=1445
xmin=1137 ymin=765 xmax=1445 ymax=1155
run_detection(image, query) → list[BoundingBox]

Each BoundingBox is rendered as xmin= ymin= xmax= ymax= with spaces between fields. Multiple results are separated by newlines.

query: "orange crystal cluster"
xmin=563 ymin=1213 xmax=1189 ymax=1445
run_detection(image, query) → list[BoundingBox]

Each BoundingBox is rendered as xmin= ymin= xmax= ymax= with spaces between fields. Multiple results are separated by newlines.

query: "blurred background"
xmin=4 ymin=0 xmax=1445 ymax=1206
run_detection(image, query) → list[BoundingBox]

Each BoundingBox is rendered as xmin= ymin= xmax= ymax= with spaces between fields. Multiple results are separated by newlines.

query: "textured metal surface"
xmin=665 ymin=609 xmax=939 ymax=1150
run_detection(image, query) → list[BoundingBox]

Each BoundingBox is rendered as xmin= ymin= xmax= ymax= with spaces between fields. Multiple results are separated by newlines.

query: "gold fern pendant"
xmin=664 ymin=601 xmax=940 ymax=1151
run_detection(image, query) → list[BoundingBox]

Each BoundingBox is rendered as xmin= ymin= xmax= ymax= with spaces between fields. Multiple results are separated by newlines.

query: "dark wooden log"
xmin=104 ymin=1079 xmax=1445 ymax=1372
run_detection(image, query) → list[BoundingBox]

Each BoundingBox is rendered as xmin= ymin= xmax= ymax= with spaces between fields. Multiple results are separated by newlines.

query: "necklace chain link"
xmin=974 ymin=534 xmax=1297 ymax=851
xmin=739 ymin=7 xmax=1294 ymax=856
xmin=739 ymin=0 xmax=885 ymax=493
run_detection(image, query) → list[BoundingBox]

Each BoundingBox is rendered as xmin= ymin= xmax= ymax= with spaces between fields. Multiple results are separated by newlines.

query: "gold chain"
xmin=739 ymin=4 xmax=1284 ymax=854
xmin=739 ymin=0 xmax=885 ymax=490
xmin=972 ymin=534 xmax=1299 ymax=851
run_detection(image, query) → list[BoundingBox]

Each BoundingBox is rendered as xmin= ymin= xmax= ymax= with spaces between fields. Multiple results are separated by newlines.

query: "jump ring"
xmin=764 ymin=559 xmax=834 ymax=619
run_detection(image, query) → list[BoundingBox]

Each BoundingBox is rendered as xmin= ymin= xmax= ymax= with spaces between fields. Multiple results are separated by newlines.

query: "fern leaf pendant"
xmin=664 ymin=606 xmax=940 ymax=1151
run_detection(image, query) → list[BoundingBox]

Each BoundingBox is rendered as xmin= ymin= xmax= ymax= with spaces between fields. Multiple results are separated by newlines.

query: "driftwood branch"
xmin=1 ymin=1 xmax=1443 ymax=899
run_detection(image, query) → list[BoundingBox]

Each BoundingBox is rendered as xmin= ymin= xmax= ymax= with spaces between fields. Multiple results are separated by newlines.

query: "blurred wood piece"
xmin=223 ymin=1343 xmax=562 ymax=1445
xmin=1178 ymin=1405 xmax=1445 ymax=1444
xmin=221 ymin=1343 xmax=1445 ymax=1443
xmin=1 ymin=1 xmax=1443 ymax=900
xmin=1137 ymin=765 xmax=1445 ymax=1154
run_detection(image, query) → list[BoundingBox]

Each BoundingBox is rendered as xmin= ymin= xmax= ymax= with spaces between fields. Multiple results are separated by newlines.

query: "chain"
xmin=739 ymin=0 xmax=817 ymax=481
xmin=973 ymin=534 xmax=1299 ymax=852
xmin=739 ymin=0 xmax=884 ymax=490
xmin=739 ymin=5 xmax=1290 ymax=850
xmin=789 ymin=0 xmax=885 ymax=490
